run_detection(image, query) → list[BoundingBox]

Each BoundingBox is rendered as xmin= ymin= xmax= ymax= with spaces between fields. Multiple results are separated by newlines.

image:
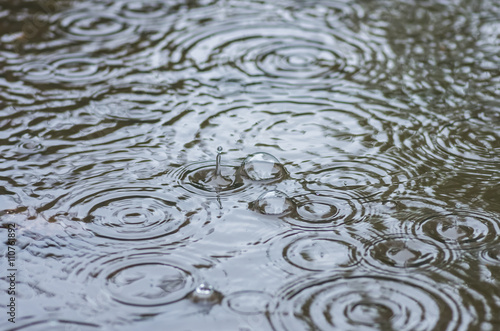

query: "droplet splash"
xmin=241 ymin=152 xmax=287 ymax=181
xmin=251 ymin=190 xmax=295 ymax=216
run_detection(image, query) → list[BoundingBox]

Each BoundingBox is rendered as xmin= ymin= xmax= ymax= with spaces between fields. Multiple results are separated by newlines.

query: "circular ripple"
xmin=226 ymin=291 xmax=272 ymax=315
xmin=57 ymin=10 xmax=133 ymax=41
xmin=480 ymin=245 xmax=500 ymax=265
xmin=285 ymin=191 xmax=364 ymax=229
xmin=47 ymin=186 xmax=206 ymax=242
xmin=20 ymin=54 xmax=122 ymax=85
xmin=88 ymin=83 xmax=188 ymax=122
xmin=175 ymin=161 xmax=247 ymax=197
xmin=364 ymin=234 xmax=454 ymax=271
xmin=268 ymin=231 xmax=362 ymax=273
xmin=271 ymin=275 xmax=467 ymax=331
xmin=116 ymin=0 xmax=186 ymax=26
xmin=407 ymin=212 xmax=500 ymax=250
xmin=100 ymin=252 xmax=198 ymax=307
xmin=435 ymin=118 xmax=500 ymax=164
xmin=4 ymin=319 xmax=100 ymax=330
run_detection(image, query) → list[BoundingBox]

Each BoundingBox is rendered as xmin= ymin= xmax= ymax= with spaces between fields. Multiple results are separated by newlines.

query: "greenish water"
xmin=0 ymin=0 xmax=499 ymax=330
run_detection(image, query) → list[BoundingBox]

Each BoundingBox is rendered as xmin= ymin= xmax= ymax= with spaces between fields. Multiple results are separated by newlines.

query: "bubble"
xmin=271 ymin=274 xmax=469 ymax=331
xmin=241 ymin=152 xmax=287 ymax=182
xmin=190 ymin=282 xmax=222 ymax=304
xmin=251 ymin=190 xmax=295 ymax=216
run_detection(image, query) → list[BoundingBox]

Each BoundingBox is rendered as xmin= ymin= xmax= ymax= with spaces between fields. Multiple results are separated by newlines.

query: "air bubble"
xmin=241 ymin=152 xmax=287 ymax=181
xmin=251 ymin=190 xmax=295 ymax=216
xmin=190 ymin=282 xmax=222 ymax=304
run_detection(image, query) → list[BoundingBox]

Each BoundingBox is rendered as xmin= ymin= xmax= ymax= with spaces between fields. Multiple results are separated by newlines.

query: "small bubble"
xmin=191 ymin=282 xmax=222 ymax=304
xmin=217 ymin=146 xmax=223 ymax=153
xmin=241 ymin=152 xmax=286 ymax=181
xmin=252 ymin=190 xmax=295 ymax=216
xmin=196 ymin=283 xmax=214 ymax=296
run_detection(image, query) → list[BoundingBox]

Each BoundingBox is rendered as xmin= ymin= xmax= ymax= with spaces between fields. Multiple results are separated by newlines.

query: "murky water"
xmin=1 ymin=0 xmax=499 ymax=329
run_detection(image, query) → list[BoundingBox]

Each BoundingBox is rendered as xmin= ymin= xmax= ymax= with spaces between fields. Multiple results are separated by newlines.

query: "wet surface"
xmin=0 ymin=0 xmax=499 ymax=330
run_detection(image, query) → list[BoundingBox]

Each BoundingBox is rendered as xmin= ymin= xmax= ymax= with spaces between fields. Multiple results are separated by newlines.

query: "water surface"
xmin=1 ymin=0 xmax=499 ymax=330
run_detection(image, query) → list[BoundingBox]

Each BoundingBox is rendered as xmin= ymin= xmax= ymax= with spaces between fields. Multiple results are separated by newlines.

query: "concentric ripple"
xmin=406 ymin=212 xmax=500 ymax=250
xmin=88 ymin=82 xmax=188 ymax=122
xmin=166 ymin=17 xmax=381 ymax=85
xmin=175 ymin=161 xmax=247 ymax=197
xmin=268 ymin=231 xmax=362 ymax=273
xmin=96 ymin=252 xmax=199 ymax=307
xmin=3 ymin=319 xmax=100 ymax=330
xmin=435 ymin=118 xmax=500 ymax=165
xmin=57 ymin=9 xmax=134 ymax=41
xmin=18 ymin=54 xmax=123 ymax=85
xmin=271 ymin=275 xmax=468 ymax=331
xmin=46 ymin=185 xmax=207 ymax=242
xmin=364 ymin=234 xmax=454 ymax=272
xmin=226 ymin=290 xmax=272 ymax=315
xmin=284 ymin=191 xmax=364 ymax=229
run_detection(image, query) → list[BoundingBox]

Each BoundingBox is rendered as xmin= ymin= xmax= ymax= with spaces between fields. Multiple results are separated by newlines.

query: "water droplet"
xmin=241 ymin=152 xmax=286 ymax=181
xmin=191 ymin=282 xmax=222 ymax=304
xmin=252 ymin=190 xmax=295 ymax=216
xmin=217 ymin=146 xmax=223 ymax=153
xmin=196 ymin=283 xmax=214 ymax=296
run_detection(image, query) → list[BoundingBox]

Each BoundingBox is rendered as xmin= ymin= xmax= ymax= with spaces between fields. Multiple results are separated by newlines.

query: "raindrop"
xmin=251 ymin=190 xmax=295 ymax=216
xmin=241 ymin=152 xmax=287 ymax=181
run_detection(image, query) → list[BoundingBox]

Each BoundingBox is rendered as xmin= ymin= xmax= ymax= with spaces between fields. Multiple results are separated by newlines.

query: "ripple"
xmin=19 ymin=54 xmax=122 ymax=85
xmin=98 ymin=252 xmax=199 ymax=307
xmin=175 ymin=161 xmax=247 ymax=198
xmin=271 ymin=274 xmax=468 ymax=331
xmin=44 ymin=185 xmax=207 ymax=242
xmin=4 ymin=319 xmax=100 ymax=331
xmin=480 ymin=245 xmax=500 ymax=266
xmin=268 ymin=231 xmax=362 ymax=273
xmin=364 ymin=234 xmax=455 ymax=271
xmin=435 ymin=118 xmax=500 ymax=164
xmin=406 ymin=212 xmax=500 ymax=250
xmin=284 ymin=191 xmax=364 ymax=229
xmin=88 ymin=82 xmax=188 ymax=122
xmin=226 ymin=290 xmax=272 ymax=315
xmin=116 ymin=0 xmax=186 ymax=26
xmin=57 ymin=9 xmax=133 ymax=41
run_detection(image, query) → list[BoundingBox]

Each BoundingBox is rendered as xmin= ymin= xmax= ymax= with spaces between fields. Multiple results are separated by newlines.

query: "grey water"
xmin=0 ymin=0 xmax=499 ymax=330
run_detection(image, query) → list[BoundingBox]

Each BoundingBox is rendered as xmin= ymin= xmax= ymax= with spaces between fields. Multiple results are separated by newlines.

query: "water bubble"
xmin=190 ymin=282 xmax=222 ymax=304
xmin=241 ymin=152 xmax=287 ymax=182
xmin=251 ymin=190 xmax=295 ymax=216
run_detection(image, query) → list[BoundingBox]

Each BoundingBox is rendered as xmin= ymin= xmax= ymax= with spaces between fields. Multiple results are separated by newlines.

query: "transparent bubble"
xmin=191 ymin=282 xmax=222 ymax=304
xmin=252 ymin=190 xmax=295 ymax=216
xmin=241 ymin=152 xmax=286 ymax=181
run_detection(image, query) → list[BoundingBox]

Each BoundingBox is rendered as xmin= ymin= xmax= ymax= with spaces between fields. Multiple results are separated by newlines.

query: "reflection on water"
xmin=1 ymin=0 xmax=499 ymax=329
